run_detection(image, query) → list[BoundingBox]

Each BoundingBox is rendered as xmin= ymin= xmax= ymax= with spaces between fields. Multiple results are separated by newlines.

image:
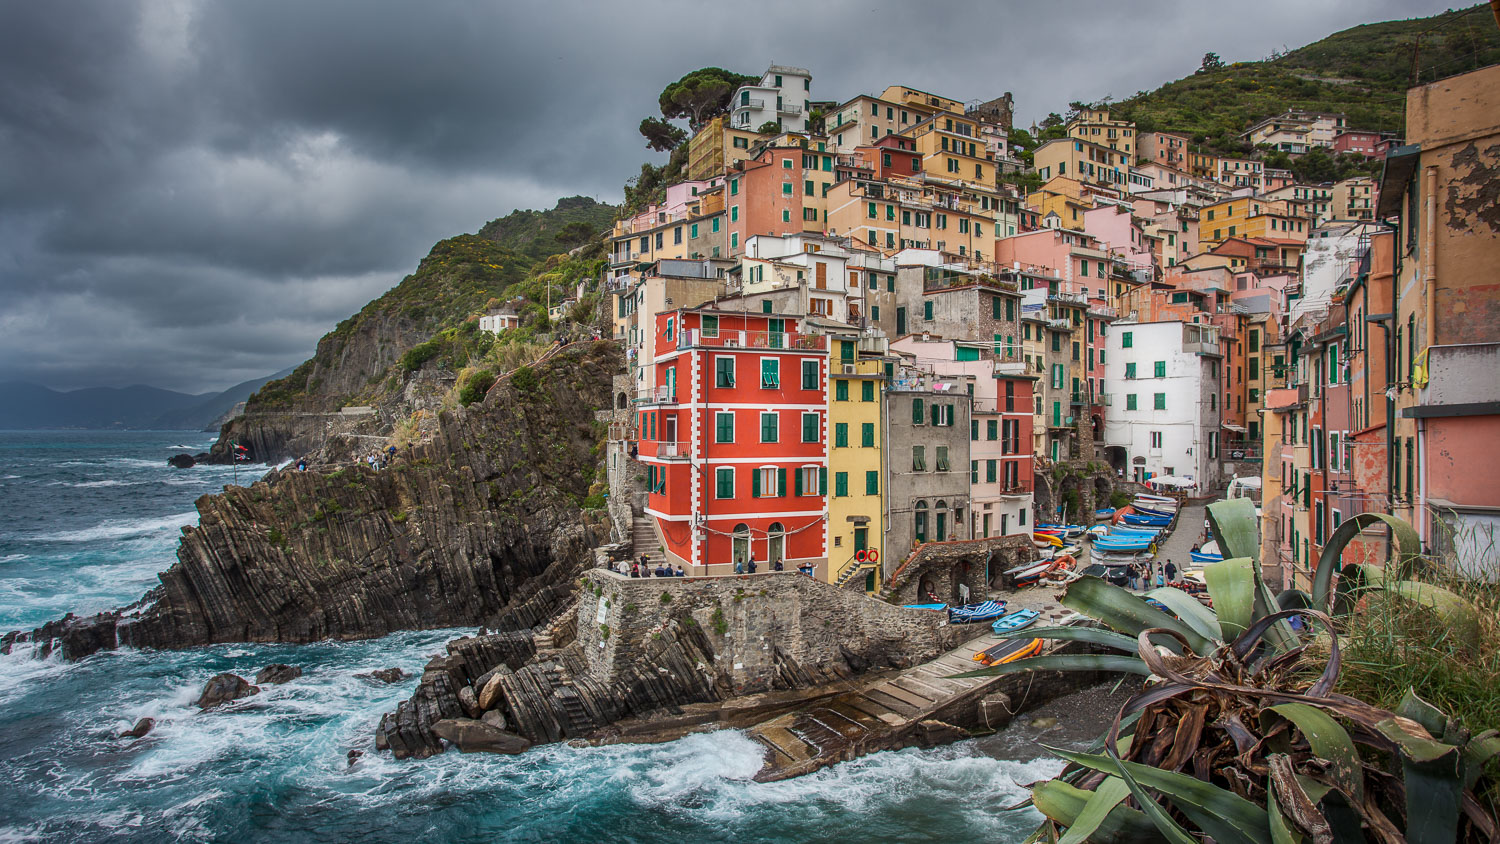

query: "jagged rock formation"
xmin=379 ymin=568 xmax=965 ymax=759
xmin=3 ymin=343 xmax=620 ymax=659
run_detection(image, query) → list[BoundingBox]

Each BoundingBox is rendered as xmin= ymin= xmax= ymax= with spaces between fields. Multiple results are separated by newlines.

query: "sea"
xmin=0 ymin=430 xmax=1104 ymax=843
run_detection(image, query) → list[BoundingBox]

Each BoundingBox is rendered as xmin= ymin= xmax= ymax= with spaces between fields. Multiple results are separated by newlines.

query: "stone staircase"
xmin=630 ymin=514 xmax=667 ymax=568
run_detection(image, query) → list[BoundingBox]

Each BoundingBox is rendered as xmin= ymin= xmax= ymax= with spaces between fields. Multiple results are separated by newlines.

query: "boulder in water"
xmin=255 ymin=664 xmax=302 ymax=685
xmin=457 ymin=685 xmax=482 ymax=719
xmin=195 ymin=673 xmax=259 ymax=709
xmin=120 ymin=717 xmax=155 ymax=739
xmin=476 ymin=671 xmax=508 ymax=711
xmin=430 ymin=718 xmax=531 ymax=755
xmin=359 ymin=667 xmax=405 ymax=684
xmin=1029 ymin=716 xmax=1058 ymax=730
xmin=167 ymin=454 xmax=196 ymax=469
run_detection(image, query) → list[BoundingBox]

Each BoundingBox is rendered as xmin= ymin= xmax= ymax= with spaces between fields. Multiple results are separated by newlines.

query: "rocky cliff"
xmin=4 ymin=342 xmax=621 ymax=658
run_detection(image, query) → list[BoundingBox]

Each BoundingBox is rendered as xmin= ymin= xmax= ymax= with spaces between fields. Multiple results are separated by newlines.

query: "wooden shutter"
xmin=778 ymin=468 xmax=787 ymax=497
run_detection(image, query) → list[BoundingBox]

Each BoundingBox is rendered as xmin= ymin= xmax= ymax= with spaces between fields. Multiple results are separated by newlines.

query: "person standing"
xmin=1128 ymin=563 xmax=1140 ymax=591
xmin=1164 ymin=559 xmax=1178 ymax=584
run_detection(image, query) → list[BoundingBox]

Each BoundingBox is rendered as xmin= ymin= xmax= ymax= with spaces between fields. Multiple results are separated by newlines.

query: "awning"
xmin=1222 ymin=423 xmax=1247 ymax=433
xmin=1376 ymin=144 xmax=1420 ymax=218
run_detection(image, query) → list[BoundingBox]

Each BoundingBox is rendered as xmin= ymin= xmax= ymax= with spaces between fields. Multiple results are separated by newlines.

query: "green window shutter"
xmin=1006 ymin=299 xmax=1015 ymax=320
xmin=923 ymin=301 xmax=933 ymax=320
xmin=861 ymin=423 xmax=874 ymax=447
xmin=1122 ymin=331 xmax=1133 ymax=348
xmin=887 ymin=276 xmax=894 ymax=292
xmin=835 ymin=423 xmax=848 ymax=447
xmin=930 ymin=404 xmax=939 ymax=425
xmin=991 ymin=297 xmax=1002 ymax=319
xmin=1126 ymin=394 xmax=1137 ymax=410
xmin=956 ymin=346 xmax=979 ymax=362
xmin=861 ymin=380 xmax=874 ymax=401
xmin=1154 ymin=393 xmax=1166 ymax=410
xmin=778 ymin=467 xmax=787 ymax=497
xmin=1126 ymin=362 xmax=1136 ymax=379
xmin=752 ymin=469 xmax=761 ymax=498
xmin=835 ymin=472 xmax=848 ymax=497
xmin=986 ymin=460 xmax=996 ymax=483
xmin=971 ymin=419 xmax=978 ymax=441
xmin=971 ymin=460 xmax=978 ymax=483
xmin=802 ymin=413 xmax=817 ymax=443
xmin=794 ymin=467 xmax=803 ymax=496
xmin=819 ymin=467 xmax=828 ymax=495
xmin=1154 ymin=360 xmax=1166 ymax=378
xmin=836 ymin=380 xmax=849 ymax=401
xmin=717 ymin=469 xmax=733 ymax=499
xmin=761 ymin=413 xmax=777 ymax=442
xmin=988 ymin=420 xmax=998 ymax=440
xmin=761 ymin=358 xmax=778 ymax=387
xmin=691 ymin=223 xmax=698 ymax=239
xmin=866 ymin=471 xmax=878 ymax=495
xmin=802 ymin=360 xmax=817 ymax=390
xmin=912 ymin=398 xmax=924 ymax=424
xmin=762 ymin=299 xmax=772 ymax=314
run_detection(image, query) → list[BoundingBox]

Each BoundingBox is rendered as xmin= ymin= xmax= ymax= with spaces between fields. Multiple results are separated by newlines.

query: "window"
xmin=924 ymin=301 xmax=933 ymax=320
xmin=1150 ymin=431 xmax=1163 ymax=448
xmin=1154 ymin=360 xmax=1166 ymax=378
xmin=752 ymin=466 xmax=784 ymax=498
xmin=801 ymin=359 xmax=818 ymax=390
xmin=690 ymin=223 xmax=698 ymax=239
xmin=712 ymin=217 xmax=720 ymax=233
xmin=715 ymin=357 xmax=735 ymax=388
xmin=804 ymin=179 xmax=814 ymax=196
xmin=912 ymin=398 xmax=925 ymax=425
xmin=834 ymin=472 xmax=849 ymax=498
xmin=760 ymin=412 xmax=779 ymax=443
xmin=715 ymin=468 xmax=734 ymax=499
xmin=1126 ymin=394 xmax=1138 ymax=410
xmin=798 ymin=466 xmax=820 ymax=496
xmin=1125 ymin=362 xmax=1136 ymax=380
xmin=761 ymin=358 xmax=779 ymax=388
xmin=834 ymin=422 xmax=848 ymax=448
xmin=715 ymin=412 xmax=735 ymax=443
xmin=1153 ymin=393 xmax=1166 ymax=410
xmin=861 ymin=422 xmax=875 ymax=447
xmin=987 ymin=419 xmax=998 ymax=440
xmin=702 ymin=315 xmax=719 ymax=337
xmin=986 ymin=460 xmax=997 ymax=483
xmin=835 ymin=380 xmax=849 ymax=401
xmin=862 ymin=380 xmax=875 ymax=401
xmin=935 ymin=446 xmax=950 ymax=471
xmin=802 ymin=412 xmax=819 ymax=443
xmin=866 ymin=471 xmax=879 ymax=495
xmin=1122 ymin=331 xmax=1133 ymax=348
xmin=912 ymin=445 xmax=926 ymax=471
xmin=971 ymin=419 xmax=979 ymax=441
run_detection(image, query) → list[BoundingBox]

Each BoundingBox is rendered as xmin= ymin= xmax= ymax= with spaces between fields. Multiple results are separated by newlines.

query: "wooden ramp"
xmin=745 ymin=627 xmax=1027 ymax=781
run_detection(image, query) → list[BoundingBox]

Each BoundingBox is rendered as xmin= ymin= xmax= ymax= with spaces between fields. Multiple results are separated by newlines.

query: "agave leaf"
xmin=1031 ymin=780 xmax=1168 ymax=844
xmin=1082 ymin=749 xmax=1199 ymax=844
xmin=1056 ymin=776 xmax=1131 ymax=844
xmin=1312 ymin=512 xmax=1423 ymax=611
xmin=1462 ymin=730 xmax=1500 ymax=790
xmin=1206 ymin=498 xmax=1260 ymax=561
xmin=1049 ymin=747 xmax=1274 ymax=844
xmin=949 ymin=653 xmax=1153 ymax=680
xmin=1395 ymin=688 xmax=1450 ymax=738
xmin=1266 ymin=790 xmax=1305 ymax=844
xmin=992 ymin=625 xmax=1178 ymax=655
xmin=1061 ymin=576 xmax=1213 ymax=654
xmin=1267 ymin=756 xmax=1333 ymax=842
xmin=1268 ymin=703 xmax=1364 ymax=805
xmin=1204 ymin=557 xmax=1257 ymax=637
xmin=1376 ymin=717 xmax=1465 ymax=844
xmin=1143 ymin=587 xmax=1222 ymax=642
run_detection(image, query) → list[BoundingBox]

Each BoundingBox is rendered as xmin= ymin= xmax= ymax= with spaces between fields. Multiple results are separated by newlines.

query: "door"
xmin=853 ymin=527 xmax=868 ymax=554
xmin=815 ymin=262 xmax=827 ymax=289
xmin=982 ymin=514 xmax=991 ymax=538
xmin=768 ymin=522 xmax=785 ymax=566
xmin=896 ymin=307 xmax=907 ymax=336
xmin=936 ymin=510 xmax=947 ymax=542
xmin=662 ymin=415 xmax=677 ymax=451
xmin=768 ymin=318 xmax=785 ymax=349
xmin=1000 ymin=513 xmax=1009 ymax=536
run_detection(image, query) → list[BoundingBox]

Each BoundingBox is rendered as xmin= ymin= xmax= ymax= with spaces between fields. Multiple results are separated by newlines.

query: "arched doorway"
xmin=617 ymin=392 xmax=628 ymax=409
xmin=935 ymin=500 xmax=948 ymax=542
xmin=952 ymin=561 xmax=971 ymax=602
xmin=767 ymin=522 xmax=785 ymax=568
xmin=732 ymin=523 xmax=750 ymax=567
xmin=918 ymin=574 xmax=936 ymax=602
xmin=914 ymin=501 xmax=928 ymax=544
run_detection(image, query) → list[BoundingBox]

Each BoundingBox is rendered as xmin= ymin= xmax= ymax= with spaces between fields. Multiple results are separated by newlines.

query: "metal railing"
xmin=679 ymin=328 xmax=827 ymax=351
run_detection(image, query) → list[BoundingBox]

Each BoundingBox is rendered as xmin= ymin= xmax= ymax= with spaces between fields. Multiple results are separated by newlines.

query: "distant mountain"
xmin=1107 ymin=4 xmax=1500 ymax=151
xmin=0 ymin=367 xmax=298 ymax=431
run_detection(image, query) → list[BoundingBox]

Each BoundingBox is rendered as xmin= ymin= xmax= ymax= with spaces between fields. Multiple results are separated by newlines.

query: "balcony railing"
xmin=738 ymin=98 xmax=766 ymax=111
xmin=778 ymin=103 xmax=803 ymax=116
xmin=679 ymin=328 xmax=827 ymax=351
xmin=656 ymin=441 xmax=691 ymax=459
xmin=636 ymin=386 xmax=678 ymax=405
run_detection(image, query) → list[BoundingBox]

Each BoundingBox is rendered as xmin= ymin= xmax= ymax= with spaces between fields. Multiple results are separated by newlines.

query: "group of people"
xmin=617 ymin=556 xmax=685 ymax=578
xmin=364 ymin=445 xmax=398 ymax=471
xmin=1127 ymin=558 xmax=1178 ymax=591
xmin=733 ymin=555 xmax=787 ymax=574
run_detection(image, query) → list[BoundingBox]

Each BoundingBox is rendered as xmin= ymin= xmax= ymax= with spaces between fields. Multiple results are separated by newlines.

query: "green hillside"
xmin=1108 ymin=4 xmax=1500 ymax=152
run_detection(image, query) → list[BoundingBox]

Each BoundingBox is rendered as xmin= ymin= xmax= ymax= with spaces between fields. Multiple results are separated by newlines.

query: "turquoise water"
xmin=0 ymin=432 xmax=1065 ymax=842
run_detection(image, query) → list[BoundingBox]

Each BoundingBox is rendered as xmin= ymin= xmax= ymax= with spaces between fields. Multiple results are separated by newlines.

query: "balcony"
xmin=656 ymin=441 xmax=691 ymax=460
xmin=1096 ymin=393 xmax=1113 ymax=406
xmin=778 ymin=103 xmax=803 ymax=116
xmin=1088 ymin=304 xmax=1118 ymax=319
xmin=1070 ymin=392 xmax=1089 ymax=406
xmin=994 ymin=359 xmax=1028 ymax=376
xmin=1050 ymin=291 xmax=1088 ymax=306
xmin=1048 ymin=318 xmax=1073 ymax=331
xmin=737 ymin=98 xmax=766 ymax=111
xmin=678 ymin=328 xmax=827 ymax=351
xmin=635 ymin=386 xmax=679 ymax=405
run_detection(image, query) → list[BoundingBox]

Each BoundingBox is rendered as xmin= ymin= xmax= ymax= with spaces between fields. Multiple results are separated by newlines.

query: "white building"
xmin=730 ymin=65 xmax=812 ymax=134
xmin=1103 ymin=320 xmax=1223 ymax=490
xmin=479 ymin=307 xmax=519 ymax=334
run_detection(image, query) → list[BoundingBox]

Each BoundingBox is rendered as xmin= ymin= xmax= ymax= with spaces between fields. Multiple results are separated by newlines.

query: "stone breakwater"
xmin=377 ymin=568 xmax=968 ymax=759
xmin=3 ymin=342 xmax=622 ymax=659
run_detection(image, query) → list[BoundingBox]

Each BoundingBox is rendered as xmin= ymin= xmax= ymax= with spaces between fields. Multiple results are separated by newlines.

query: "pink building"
xmin=1331 ymin=130 xmax=1384 ymax=158
xmin=993 ymin=228 xmax=1111 ymax=300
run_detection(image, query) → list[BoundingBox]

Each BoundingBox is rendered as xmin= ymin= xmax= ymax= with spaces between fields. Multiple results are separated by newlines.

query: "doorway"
xmin=767 ymin=522 xmax=785 ymax=567
xmin=732 ymin=523 xmax=750 ymax=566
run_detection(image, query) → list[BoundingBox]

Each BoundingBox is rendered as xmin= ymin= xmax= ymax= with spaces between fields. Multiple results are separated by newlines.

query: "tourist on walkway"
xmin=1128 ymin=564 xmax=1140 ymax=591
xmin=734 ymin=558 xmax=744 ymax=574
xmin=1164 ymin=559 xmax=1178 ymax=584
xmin=773 ymin=559 xmax=783 ymax=572
xmin=746 ymin=556 xmax=757 ymax=574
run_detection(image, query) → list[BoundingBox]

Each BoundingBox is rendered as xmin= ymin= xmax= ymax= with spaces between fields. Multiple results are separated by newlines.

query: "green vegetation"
xmin=958 ymin=500 xmax=1498 ymax=841
xmin=639 ymin=116 xmax=687 ymax=152
xmin=1105 ymin=4 xmax=1500 ymax=153
xmin=456 ymin=367 xmax=496 ymax=407
xmin=656 ymin=67 xmax=758 ymax=132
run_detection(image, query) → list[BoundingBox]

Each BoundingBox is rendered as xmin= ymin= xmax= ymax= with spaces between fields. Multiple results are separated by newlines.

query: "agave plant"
xmin=958 ymin=499 xmax=1499 ymax=842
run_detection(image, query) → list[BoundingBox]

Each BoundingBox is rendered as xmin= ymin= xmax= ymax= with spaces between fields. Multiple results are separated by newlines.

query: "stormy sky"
xmin=0 ymin=0 xmax=1452 ymax=393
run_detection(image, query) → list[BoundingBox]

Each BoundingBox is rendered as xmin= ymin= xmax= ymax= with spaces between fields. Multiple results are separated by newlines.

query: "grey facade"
xmin=883 ymin=377 xmax=973 ymax=575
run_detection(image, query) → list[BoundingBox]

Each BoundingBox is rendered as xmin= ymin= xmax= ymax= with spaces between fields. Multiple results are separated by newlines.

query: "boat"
xmin=1134 ymin=493 xmax=1178 ymax=504
xmin=901 ymin=603 xmax=948 ymax=611
xmin=1037 ymin=523 xmax=1086 ymax=538
xmin=1007 ymin=561 xmax=1054 ymax=586
xmin=1094 ymin=508 xmax=1115 ymax=520
xmin=990 ymin=607 xmax=1041 ymax=634
xmin=972 ymin=636 xmax=1044 ymax=666
xmin=1032 ymin=532 xmax=1063 ymax=547
xmin=1092 ymin=537 xmax=1155 ymax=551
xmin=1189 ymin=550 xmax=1223 ymax=564
xmin=948 ymin=600 xmax=1008 ymax=624
xmin=1121 ymin=513 xmax=1173 ymax=527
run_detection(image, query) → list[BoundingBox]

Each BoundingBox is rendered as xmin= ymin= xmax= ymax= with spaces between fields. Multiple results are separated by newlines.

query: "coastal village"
xmin=564 ymin=62 xmax=1500 ymax=601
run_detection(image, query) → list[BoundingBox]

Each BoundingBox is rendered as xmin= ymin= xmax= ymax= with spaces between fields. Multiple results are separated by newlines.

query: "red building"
xmin=725 ymin=144 xmax=816 ymax=256
xmin=1332 ymin=130 xmax=1385 ymax=158
xmin=636 ymin=307 xmax=830 ymax=573
xmin=854 ymin=135 xmax=924 ymax=180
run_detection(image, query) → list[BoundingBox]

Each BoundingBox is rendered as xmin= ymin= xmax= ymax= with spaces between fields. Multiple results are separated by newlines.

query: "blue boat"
xmin=1093 ymin=536 xmax=1154 ymax=549
xmin=1122 ymin=513 xmax=1172 ymax=527
xmin=990 ymin=608 xmax=1041 ymax=634
xmin=1189 ymin=551 xmax=1223 ymax=564
xmin=902 ymin=603 xmax=948 ymax=611
xmin=1105 ymin=526 xmax=1163 ymax=537
xmin=1094 ymin=508 xmax=1115 ymax=519
xmin=949 ymin=600 xmax=1008 ymax=624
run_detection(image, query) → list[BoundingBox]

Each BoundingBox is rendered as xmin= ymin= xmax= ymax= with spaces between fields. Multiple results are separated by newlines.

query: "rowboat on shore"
xmin=972 ymin=634 xmax=1044 ymax=666
xmin=948 ymin=600 xmax=1008 ymax=624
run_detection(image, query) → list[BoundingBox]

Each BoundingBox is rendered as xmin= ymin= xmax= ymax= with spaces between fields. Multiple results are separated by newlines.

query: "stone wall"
xmin=884 ymin=535 xmax=1034 ymax=604
xmin=576 ymin=569 xmax=963 ymax=698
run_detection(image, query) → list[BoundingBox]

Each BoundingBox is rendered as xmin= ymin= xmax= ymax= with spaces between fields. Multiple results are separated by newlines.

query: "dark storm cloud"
xmin=0 ymin=0 xmax=1453 ymax=392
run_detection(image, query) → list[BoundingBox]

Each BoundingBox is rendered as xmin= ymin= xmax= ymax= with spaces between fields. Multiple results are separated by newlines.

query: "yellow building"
xmin=687 ymin=115 xmax=763 ymax=181
xmin=826 ymin=349 xmax=886 ymax=591
xmin=1027 ymin=176 xmax=1094 ymax=230
xmin=1199 ymin=196 xmax=1308 ymax=249
xmin=824 ymin=177 xmax=999 ymax=260
xmin=900 ymin=111 xmax=994 ymax=186
xmin=1033 ymin=137 xmax=1130 ymax=190
xmin=1067 ymin=107 xmax=1136 ymax=156
xmin=879 ymin=85 xmax=964 ymax=117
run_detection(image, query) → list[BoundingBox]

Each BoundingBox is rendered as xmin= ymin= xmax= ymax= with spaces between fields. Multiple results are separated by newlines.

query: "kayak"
xmin=972 ymin=636 xmax=1044 ymax=666
xmin=902 ymin=603 xmax=948 ymax=611
xmin=990 ymin=607 xmax=1041 ymax=634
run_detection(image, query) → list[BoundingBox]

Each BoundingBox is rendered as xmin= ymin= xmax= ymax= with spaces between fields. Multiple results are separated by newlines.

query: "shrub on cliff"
xmin=457 ymin=368 xmax=496 ymax=407
xmin=509 ymin=366 xmax=538 ymax=393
